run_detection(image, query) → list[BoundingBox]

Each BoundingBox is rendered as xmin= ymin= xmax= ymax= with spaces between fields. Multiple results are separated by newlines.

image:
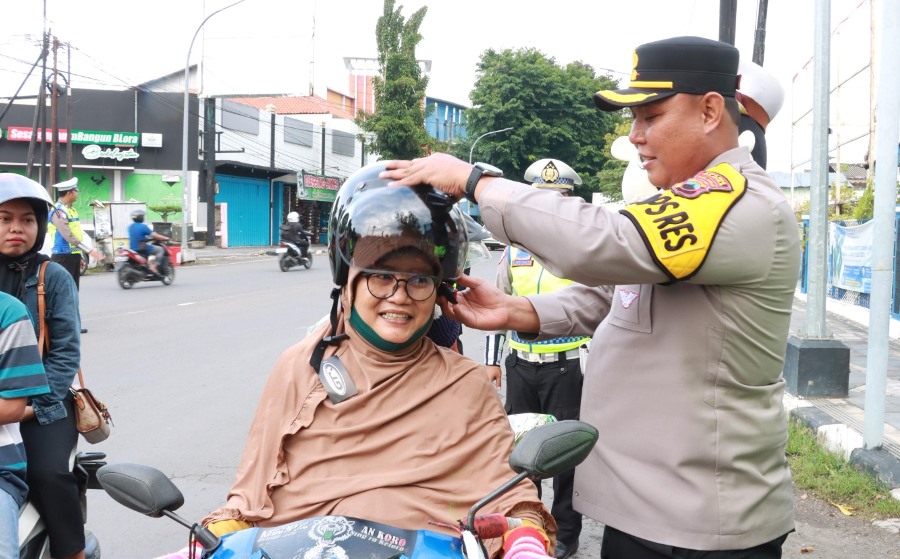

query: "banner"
xmin=297 ymin=171 xmax=342 ymax=202
xmin=829 ymin=221 xmax=873 ymax=293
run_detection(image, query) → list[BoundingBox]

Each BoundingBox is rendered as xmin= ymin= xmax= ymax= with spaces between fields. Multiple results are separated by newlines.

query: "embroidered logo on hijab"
xmin=318 ymin=356 xmax=358 ymax=404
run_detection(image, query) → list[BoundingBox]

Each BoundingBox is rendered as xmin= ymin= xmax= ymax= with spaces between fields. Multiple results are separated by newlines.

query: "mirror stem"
xmin=466 ymin=471 xmax=529 ymax=531
xmin=161 ymin=510 xmax=220 ymax=551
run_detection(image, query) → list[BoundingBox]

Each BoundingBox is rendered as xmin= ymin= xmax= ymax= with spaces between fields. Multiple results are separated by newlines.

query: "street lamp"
xmin=181 ymin=0 xmax=247 ymax=262
xmin=468 ymin=127 xmax=514 ymax=163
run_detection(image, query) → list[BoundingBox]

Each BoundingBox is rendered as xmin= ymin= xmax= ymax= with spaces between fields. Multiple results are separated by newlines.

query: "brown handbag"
xmin=37 ymin=261 xmax=113 ymax=444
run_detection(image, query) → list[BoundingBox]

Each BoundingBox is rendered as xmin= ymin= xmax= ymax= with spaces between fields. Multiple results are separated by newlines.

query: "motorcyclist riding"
xmin=279 ymin=211 xmax=311 ymax=260
xmin=128 ymin=209 xmax=170 ymax=275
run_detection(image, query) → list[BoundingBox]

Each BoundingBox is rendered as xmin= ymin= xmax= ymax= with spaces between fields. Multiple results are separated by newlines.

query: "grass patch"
xmin=787 ymin=418 xmax=900 ymax=518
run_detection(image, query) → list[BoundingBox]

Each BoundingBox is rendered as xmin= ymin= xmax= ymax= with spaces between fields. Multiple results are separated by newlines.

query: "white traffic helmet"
xmin=287 ymin=211 xmax=300 ymax=223
xmin=524 ymin=159 xmax=582 ymax=191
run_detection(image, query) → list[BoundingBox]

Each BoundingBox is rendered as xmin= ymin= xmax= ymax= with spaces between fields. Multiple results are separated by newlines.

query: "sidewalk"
xmin=786 ymin=292 xmax=900 ymax=497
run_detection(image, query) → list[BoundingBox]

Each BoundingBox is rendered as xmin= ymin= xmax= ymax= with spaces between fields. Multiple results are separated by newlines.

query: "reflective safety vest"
xmin=507 ymin=248 xmax=590 ymax=353
xmin=47 ymin=203 xmax=83 ymax=255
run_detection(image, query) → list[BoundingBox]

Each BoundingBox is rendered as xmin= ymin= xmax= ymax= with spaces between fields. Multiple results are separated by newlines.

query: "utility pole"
xmin=320 ymin=122 xmax=326 ymax=175
xmin=719 ymin=0 xmax=737 ymax=45
xmin=752 ymin=0 xmax=769 ymax=65
xmin=204 ymin=98 xmax=217 ymax=246
xmin=49 ymin=36 xmax=59 ymax=185
xmin=26 ymin=32 xmax=49 ymax=182
xmin=66 ymin=42 xmax=72 ymax=177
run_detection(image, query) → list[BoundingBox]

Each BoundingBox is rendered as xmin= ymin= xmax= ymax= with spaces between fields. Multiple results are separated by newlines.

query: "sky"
xmin=0 ymin=0 xmax=878 ymax=174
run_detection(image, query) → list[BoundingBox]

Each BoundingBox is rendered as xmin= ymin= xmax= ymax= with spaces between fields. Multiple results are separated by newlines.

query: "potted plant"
xmin=147 ymin=199 xmax=182 ymax=238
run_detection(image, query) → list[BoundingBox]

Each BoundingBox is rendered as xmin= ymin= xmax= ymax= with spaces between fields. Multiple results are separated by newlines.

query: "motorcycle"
xmin=19 ymin=450 xmax=107 ymax=559
xmin=97 ymin=420 xmax=597 ymax=559
xmin=115 ymin=240 xmax=177 ymax=289
xmin=277 ymin=240 xmax=312 ymax=272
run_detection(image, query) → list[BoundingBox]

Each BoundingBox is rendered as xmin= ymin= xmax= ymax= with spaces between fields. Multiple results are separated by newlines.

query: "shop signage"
xmin=4 ymin=127 xmax=68 ymax=142
xmin=142 ymin=133 xmax=163 ymax=147
xmin=3 ymin=127 xmax=141 ymax=146
xmin=297 ymin=170 xmax=342 ymax=202
xmin=82 ymin=144 xmax=139 ymax=161
xmin=69 ymin=130 xmax=139 ymax=146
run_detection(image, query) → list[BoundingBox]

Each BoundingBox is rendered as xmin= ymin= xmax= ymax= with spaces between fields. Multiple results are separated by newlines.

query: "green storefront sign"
xmin=69 ymin=129 xmax=139 ymax=146
xmin=298 ymin=171 xmax=342 ymax=202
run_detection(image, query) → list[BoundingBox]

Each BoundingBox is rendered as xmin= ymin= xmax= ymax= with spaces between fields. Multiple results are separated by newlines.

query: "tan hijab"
xmin=204 ymin=268 xmax=555 ymax=553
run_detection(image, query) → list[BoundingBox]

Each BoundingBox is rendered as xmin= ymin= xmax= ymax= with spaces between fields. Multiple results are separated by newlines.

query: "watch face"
xmin=476 ymin=162 xmax=503 ymax=176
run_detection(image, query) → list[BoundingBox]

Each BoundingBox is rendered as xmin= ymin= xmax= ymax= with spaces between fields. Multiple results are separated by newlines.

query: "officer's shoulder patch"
xmin=619 ymin=163 xmax=746 ymax=282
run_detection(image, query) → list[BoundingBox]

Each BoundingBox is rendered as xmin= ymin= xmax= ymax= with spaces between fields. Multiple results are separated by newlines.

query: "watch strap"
xmin=465 ymin=166 xmax=484 ymax=204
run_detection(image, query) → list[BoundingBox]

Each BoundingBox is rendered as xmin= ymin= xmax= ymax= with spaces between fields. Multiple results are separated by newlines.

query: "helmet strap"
xmin=348 ymin=306 xmax=433 ymax=352
xmin=309 ymin=287 xmax=348 ymax=373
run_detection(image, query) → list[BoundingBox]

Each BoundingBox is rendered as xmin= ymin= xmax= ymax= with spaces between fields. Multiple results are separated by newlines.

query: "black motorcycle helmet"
xmin=328 ymin=162 xmax=468 ymax=289
xmin=0 ymin=173 xmax=53 ymax=259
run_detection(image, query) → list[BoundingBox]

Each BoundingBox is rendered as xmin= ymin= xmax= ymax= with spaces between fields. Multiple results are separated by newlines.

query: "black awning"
xmin=215 ymin=160 xmax=293 ymax=180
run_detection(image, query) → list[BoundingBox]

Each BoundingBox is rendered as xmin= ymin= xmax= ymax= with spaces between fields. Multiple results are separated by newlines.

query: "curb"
xmin=784 ymin=393 xmax=900 ymax=500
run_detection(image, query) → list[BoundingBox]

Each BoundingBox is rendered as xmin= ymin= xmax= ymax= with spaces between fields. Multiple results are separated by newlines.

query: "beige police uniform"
xmin=477 ymin=146 xmax=798 ymax=550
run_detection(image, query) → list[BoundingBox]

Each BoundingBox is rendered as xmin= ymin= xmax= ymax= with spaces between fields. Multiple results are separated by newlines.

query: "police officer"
xmin=383 ymin=35 xmax=799 ymax=559
xmin=484 ymin=158 xmax=589 ymax=559
xmin=48 ymin=177 xmax=98 ymax=334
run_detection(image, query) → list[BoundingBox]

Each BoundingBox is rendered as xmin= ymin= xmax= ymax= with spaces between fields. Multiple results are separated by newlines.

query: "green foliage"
xmin=355 ymin=0 xmax=431 ymax=160
xmin=787 ymin=418 xmax=900 ymax=518
xmin=463 ymin=48 xmax=626 ymax=195
xmin=794 ymin=184 xmax=863 ymax=222
xmin=853 ymin=183 xmax=875 ymax=220
xmin=147 ymin=198 xmax=182 ymax=222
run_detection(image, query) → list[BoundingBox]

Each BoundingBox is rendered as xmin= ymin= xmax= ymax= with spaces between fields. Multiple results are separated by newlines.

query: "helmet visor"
xmin=336 ymin=186 xmax=467 ymax=282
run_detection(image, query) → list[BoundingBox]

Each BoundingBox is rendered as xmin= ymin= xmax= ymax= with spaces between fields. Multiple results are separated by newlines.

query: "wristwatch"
xmin=465 ymin=162 xmax=503 ymax=204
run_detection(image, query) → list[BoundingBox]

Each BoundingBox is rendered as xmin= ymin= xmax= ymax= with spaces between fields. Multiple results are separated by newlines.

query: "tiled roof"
xmin=228 ymin=95 xmax=354 ymax=119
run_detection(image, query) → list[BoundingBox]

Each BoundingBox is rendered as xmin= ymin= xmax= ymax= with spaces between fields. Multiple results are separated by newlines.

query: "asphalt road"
xmin=74 ymin=252 xmax=899 ymax=558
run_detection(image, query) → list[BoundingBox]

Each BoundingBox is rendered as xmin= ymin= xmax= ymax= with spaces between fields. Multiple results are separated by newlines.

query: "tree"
xmin=460 ymin=48 xmax=625 ymax=200
xmin=355 ymin=0 xmax=432 ymax=160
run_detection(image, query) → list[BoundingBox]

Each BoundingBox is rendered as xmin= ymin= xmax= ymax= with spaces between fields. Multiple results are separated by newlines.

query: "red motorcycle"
xmin=115 ymin=240 xmax=177 ymax=289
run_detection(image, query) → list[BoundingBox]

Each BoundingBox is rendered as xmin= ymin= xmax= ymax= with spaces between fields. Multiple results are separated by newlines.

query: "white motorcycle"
xmin=19 ymin=450 xmax=106 ymax=559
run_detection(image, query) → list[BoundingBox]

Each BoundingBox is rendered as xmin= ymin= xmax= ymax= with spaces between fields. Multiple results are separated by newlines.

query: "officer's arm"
xmin=50 ymin=208 xmax=82 ymax=246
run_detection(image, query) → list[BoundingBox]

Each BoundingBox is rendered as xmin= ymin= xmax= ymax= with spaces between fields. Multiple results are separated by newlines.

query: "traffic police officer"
xmin=48 ymin=177 xmax=97 ymax=333
xmin=484 ymin=158 xmax=589 ymax=559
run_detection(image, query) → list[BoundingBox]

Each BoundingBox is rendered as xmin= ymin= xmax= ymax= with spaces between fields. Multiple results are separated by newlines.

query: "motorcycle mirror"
xmin=465 ymin=420 xmax=598 ymax=536
xmin=98 ymin=463 xmax=221 ymax=551
xmin=97 ymin=463 xmax=185 ymax=517
xmin=509 ymin=420 xmax=598 ymax=480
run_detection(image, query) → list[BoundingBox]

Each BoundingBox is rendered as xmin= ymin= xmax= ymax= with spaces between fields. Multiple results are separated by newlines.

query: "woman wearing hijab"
xmin=200 ymin=163 xmax=556 ymax=558
xmin=0 ymin=174 xmax=86 ymax=559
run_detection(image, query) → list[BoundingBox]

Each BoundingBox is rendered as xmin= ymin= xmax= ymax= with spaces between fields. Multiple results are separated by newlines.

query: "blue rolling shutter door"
xmin=217 ymin=175 xmax=271 ymax=246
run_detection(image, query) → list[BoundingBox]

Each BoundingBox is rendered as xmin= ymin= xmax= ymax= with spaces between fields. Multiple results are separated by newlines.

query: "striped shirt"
xmin=0 ymin=293 xmax=50 ymax=506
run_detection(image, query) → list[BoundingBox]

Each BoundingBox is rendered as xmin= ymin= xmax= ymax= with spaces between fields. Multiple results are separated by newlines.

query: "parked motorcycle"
xmin=277 ymin=241 xmax=312 ymax=272
xmin=97 ymin=420 xmax=597 ymax=558
xmin=115 ymin=240 xmax=177 ymax=289
xmin=19 ymin=450 xmax=107 ymax=559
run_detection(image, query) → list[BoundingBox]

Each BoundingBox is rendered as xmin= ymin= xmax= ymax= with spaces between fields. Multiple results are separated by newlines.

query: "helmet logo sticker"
xmin=317 ymin=356 xmax=358 ymax=404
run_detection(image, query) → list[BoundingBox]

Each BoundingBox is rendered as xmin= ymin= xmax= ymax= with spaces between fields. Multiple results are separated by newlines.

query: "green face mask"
xmin=349 ymin=306 xmax=433 ymax=352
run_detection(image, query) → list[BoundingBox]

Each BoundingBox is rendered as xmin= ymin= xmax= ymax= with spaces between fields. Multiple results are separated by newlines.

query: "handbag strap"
xmin=76 ymin=368 xmax=85 ymax=389
xmin=37 ymin=261 xmax=50 ymax=357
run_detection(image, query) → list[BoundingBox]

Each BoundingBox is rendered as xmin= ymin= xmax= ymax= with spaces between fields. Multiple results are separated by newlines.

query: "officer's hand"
xmin=89 ymin=249 xmax=101 ymax=260
xmin=485 ymin=365 xmax=502 ymax=389
xmin=380 ymin=154 xmax=472 ymax=200
xmin=439 ymin=274 xmax=511 ymax=330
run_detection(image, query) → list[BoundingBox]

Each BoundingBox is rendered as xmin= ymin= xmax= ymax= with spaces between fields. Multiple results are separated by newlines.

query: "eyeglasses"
xmin=362 ymin=271 xmax=439 ymax=301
